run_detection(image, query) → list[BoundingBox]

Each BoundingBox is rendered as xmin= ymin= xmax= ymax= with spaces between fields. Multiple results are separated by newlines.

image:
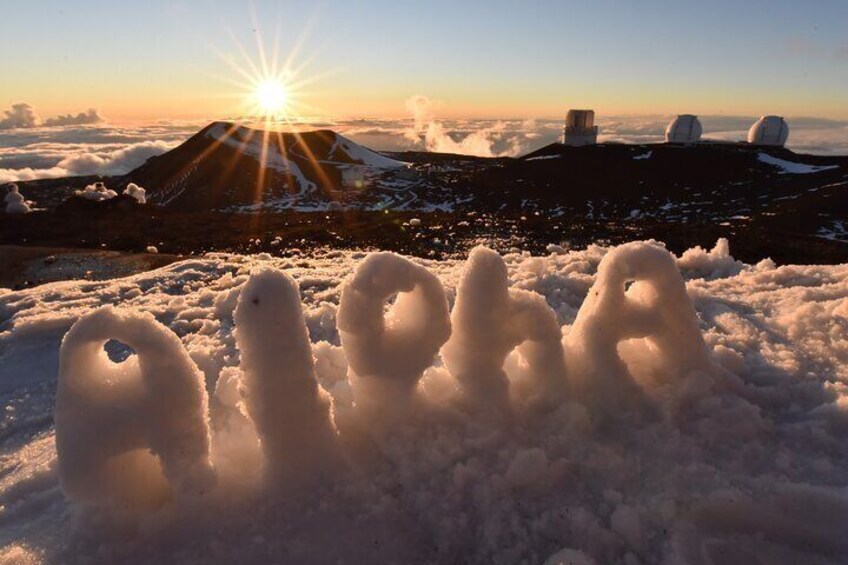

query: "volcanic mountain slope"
xmin=462 ymin=141 xmax=848 ymax=237
xmin=114 ymin=122 xmax=848 ymax=227
xmin=122 ymin=122 xmax=417 ymax=211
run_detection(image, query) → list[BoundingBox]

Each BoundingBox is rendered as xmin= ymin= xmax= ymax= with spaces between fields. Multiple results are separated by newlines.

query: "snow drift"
xmin=1 ymin=240 xmax=847 ymax=564
xmin=123 ymin=182 xmax=147 ymax=204
xmin=4 ymin=183 xmax=32 ymax=214
xmin=74 ymin=181 xmax=117 ymax=202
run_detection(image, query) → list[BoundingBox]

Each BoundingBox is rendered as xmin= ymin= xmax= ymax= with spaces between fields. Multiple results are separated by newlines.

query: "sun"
xmin=254 ymin=78 xmax=288 ymax=116
xmin=210 ymin=12 xmax=332 ymax=125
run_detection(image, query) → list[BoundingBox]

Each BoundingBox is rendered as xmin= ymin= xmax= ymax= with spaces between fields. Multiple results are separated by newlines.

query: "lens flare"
xmin=255 ymin=79 xmax=288 ymax=116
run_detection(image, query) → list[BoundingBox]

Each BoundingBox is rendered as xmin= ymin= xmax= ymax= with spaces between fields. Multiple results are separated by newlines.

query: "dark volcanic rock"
xmin=3 ymin=206 xmax=847 ymax=266
xmin=57 ymin=193 xmax=144 ymax=213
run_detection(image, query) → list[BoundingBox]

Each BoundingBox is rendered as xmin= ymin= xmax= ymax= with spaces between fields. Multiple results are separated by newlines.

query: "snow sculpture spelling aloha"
xmin=337 ymin=252 xmax=451 ymax=408
xmin=55 ymin=307 xmax=215 ymax=508
xmin=567 ymin=242 xmax=712 ymax=416
xmin=234 ymin=269 xmax=342 ymax=486
xmin=442 ymin=246 xmax=568 ymax=411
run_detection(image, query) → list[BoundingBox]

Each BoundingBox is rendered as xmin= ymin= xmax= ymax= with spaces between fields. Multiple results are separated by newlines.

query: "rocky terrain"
xmin=4 ymin=121 xmax=847 ymax=269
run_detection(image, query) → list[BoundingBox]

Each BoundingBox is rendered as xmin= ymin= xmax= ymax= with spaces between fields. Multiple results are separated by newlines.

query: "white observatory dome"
xmin=748 ymin=116 xmax=789 ymax=147
xmin=665 ymin=114 xmax=702 ymax=143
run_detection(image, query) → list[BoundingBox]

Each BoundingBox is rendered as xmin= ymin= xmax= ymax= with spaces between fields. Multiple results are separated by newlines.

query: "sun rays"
xmin=200 ymin=3 xmax=335 ymax=130
xmin=190 ymin=8 xmax=343 ymax=210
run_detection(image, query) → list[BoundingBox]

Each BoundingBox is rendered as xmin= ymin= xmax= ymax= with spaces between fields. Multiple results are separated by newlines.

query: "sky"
xmin=1 ymin=0 xmax=848 ymax=122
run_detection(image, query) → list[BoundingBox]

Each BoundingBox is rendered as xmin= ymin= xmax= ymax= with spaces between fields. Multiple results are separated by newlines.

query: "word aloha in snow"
xmin=55 ymin=242 xmax=723 ymax=510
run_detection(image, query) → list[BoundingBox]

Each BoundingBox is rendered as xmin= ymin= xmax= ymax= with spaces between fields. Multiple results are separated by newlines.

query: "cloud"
xmin=0 ymin=121 xmax=206 ymax=183
xmin=402 ymin=95 xmax=532 ymax=157
xmin=1 ymin=112 xmax=847 ymax=184
xmin=0 ymin=103 xmax=104 ymax=130
xmin=0 ymin=136 xmax=180 ymax=183
xmin=0 ymin=166 xmax=68 ymax=184
xmin=57 ymin=140 xmax=174 ymax=175
xmin=44 ymin=108 xmax=103 ymax=127
xmin=0 ymin=103 xmax=40 ymax=129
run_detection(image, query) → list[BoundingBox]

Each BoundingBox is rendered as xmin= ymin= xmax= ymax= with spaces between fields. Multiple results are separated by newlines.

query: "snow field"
xmin=0 ymin=239 xmax=846 ymax=564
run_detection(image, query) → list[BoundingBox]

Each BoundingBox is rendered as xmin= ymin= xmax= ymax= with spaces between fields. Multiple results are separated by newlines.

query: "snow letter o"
xmin=338 ymin=252 xmax=451 ymax=407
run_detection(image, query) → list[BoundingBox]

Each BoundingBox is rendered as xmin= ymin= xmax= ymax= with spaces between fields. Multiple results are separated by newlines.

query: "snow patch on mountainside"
xmin=336 ymin=137 xmax=407 ymax=169
xmin=757 ymin=152 xmax=839 ymax=174
xmin=204 ymin=123 xmax=318 ymax=194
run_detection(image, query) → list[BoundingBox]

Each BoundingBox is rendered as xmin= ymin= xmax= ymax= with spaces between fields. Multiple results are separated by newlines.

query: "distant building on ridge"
xmin=665 ymin=114 xmax=702 ymax=143
xmin=562 ymin=109 xmax=598 ymax=146
xmin=748 ymin=116 xmax=789 ymax=147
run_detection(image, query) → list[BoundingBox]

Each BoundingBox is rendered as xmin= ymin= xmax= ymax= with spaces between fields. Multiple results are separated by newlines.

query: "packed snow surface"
xmin=74 ymin=181 xmax=117 ymax=202
xmin=1 ymin=239 xmax=847 ymax=564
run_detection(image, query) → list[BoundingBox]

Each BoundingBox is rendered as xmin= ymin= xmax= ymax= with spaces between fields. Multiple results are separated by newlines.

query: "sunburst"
xmin=194 ymin=8 xmax=342 ymax=209
xmin=254 ymin=78 xmax=289 ymax=116
xmin=203 ymin=6 xmax=332 ymax=129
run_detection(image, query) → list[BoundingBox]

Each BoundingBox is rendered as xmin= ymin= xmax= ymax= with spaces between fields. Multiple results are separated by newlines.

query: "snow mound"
xmin=0 ymin=241 xmax=846 ymax=564
xmin=123 ymin=182 xmax=147 ymax=204
xmin=442 ymin=246 xmax=567 ymax=412
xmin=5 ymin=183 xmax=33 ymax=213
xmin=74 ymin=181 xmax=118 ymax=201
xmin=676 ymin=238 xmax=747 ymax=279
xmin=567 ymin=242 xmax=716 ymax=417
xmin=4 ymin=183 xmax=22 ymax=204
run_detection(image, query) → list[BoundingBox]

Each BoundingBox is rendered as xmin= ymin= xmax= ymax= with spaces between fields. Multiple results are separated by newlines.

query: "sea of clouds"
xmin=2 ymin=99 xmax=848 ymax=184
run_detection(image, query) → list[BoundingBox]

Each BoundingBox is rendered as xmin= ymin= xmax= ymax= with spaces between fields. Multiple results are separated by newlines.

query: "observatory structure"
xmin=562 ymin=110 xmax=598 ymax=146
xmin=748 ymin=116 xmax=789 ymax=147
xmin=665 ymin=114 xmax=702 ymax=143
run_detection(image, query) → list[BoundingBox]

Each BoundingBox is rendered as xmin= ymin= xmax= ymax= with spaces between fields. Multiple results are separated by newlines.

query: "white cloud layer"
xmin=336 ymin=110 xmax=848 ymax=157
xmin=2 ymin=107 xmax=847 ymax=184
xmin=0 ymin=122 xmax=199 ymax=183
